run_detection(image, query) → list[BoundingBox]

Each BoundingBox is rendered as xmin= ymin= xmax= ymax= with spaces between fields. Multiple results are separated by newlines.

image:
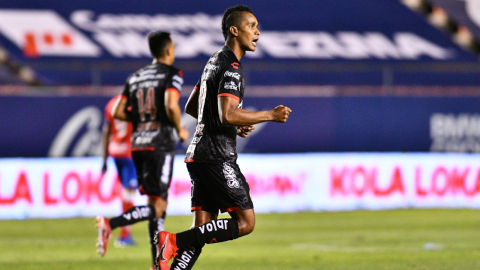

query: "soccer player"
xmin=154 ymin=5 xmax=291 ymax=270
xmin=95 ymin=31 xmax=189 ymax=268
xmin=101 ymin=95 xmax=138 ymax=247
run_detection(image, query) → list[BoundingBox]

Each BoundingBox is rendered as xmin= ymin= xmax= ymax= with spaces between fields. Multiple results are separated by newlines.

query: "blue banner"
xmin=0 ymin=0 xmax=476 ymax=85
xmin=2 ymin=90 xmax=480 ymax=157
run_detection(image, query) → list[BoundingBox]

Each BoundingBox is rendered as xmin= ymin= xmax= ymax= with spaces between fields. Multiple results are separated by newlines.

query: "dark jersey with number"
xmin=185 ymin=46 xmax=245 ymax=164
xmin=121 ymin=62 xmax=183 ymax=152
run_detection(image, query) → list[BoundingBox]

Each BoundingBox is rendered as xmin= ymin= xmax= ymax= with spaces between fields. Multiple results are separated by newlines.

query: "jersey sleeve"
xmin=166 ymin=69 xmax=183 ymax=94
xmin=218 ymin=62 xmax=242 ymax=101
xmin=194 ymin=79 xmax=200 ymax=91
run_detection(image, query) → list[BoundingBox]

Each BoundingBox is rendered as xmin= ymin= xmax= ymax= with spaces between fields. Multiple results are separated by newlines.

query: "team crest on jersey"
xmin=223 ymin=162 xmax=240 ymax=188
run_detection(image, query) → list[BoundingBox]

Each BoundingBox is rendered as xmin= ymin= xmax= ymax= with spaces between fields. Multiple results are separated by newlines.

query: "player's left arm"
xmin=218 ymin=96 xmax=277 ymax=126
xmin=237 ymin=125 xmax=255 ymax=138
xmin=165 ymin=71 xmax=189 ymax=142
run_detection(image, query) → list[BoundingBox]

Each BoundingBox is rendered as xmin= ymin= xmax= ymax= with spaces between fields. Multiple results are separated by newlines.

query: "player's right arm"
xmin=219 ymin=97 xmax=291 ymax=126
xmin=113 ymin=82 xmax=132 ymax=121
xmin=185 ymin=81 xmax=200 ymax=119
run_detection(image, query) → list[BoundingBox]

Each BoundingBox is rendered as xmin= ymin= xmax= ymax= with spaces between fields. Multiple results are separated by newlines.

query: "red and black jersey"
xmin=185 ymin=46 xmax=245 ymax=164
xmin=121 ymin=62 xmax=183 ymax=152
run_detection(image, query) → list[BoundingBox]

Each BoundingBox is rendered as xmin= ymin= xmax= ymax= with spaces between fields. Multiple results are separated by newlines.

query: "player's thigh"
xmin=131 ymin=151 xmax=147 ymax=188
xmin=210 ymin=162 xmax=254 ymax=212
xmin=154 ymin=151 xmax=175 ymax=187
xmin=188 ymin=163 xmax=218 ymax=213
xmin=132 ymin=150 xmax=163 ymax=197
xmin=188 ymin=162 xmax=254 ymax=213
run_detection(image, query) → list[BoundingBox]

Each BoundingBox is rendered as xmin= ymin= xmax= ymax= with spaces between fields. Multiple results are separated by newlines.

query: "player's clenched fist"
xmin=271 ymin=105 xmax=292 ymax=123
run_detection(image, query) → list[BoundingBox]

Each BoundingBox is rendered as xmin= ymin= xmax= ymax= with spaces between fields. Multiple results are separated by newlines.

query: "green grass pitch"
xmin=1 ymin=209 xmax=479 ymax=270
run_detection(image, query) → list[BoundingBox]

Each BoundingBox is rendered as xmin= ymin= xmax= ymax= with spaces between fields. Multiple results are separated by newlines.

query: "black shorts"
xmin=187 ymin=162 xmax=254 ymax=213
xmin=132 ymin=150 xmax=175 ymax=201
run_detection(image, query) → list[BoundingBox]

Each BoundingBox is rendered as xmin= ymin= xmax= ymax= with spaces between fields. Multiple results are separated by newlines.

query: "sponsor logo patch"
xmin=224 ymin=70 xmax=241 ymax=80
xmin=224 ymin=81 xmax=238 ymax=91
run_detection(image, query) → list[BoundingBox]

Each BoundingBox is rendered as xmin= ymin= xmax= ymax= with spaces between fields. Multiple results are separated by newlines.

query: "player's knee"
xmin=238 ymin=219 xmax=255 ymax=236
xmin=152 ymin=202 xmax=167 ymax=218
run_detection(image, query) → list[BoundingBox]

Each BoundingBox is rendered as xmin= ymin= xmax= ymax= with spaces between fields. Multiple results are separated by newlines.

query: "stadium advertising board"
xmin=0 ymin=0 xmax=476 ymax=85
xmin=1 ymin=153 xmax=480 ymax=219
xmin=2 ymin=94 xmax=480 ymax=158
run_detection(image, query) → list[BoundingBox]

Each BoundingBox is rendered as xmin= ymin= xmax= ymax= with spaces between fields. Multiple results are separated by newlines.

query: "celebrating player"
xmin=154 ymin=5 xmax=291 ymax=270
xmin=101 ymin=95 xmax=138 ymax=247
xmin=95 ymin=31 xmax=189 ymax=269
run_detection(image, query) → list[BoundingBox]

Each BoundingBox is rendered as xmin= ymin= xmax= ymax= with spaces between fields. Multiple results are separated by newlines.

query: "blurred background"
xmin=3 ymin=0 xmax=480 ymax=269
xmin=2 ymin=0 xmax=480 ymax=216
xmin=2 ymin=0 xmax=480 ymax=268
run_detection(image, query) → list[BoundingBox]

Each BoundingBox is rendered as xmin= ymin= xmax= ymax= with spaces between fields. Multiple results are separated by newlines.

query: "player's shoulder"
xmin=126 ymin=64 xmax=154 ymax=84
xmin=213 ymin=48 xmax=241 ymax=73
xmin=217 ymin=46 xmax=240 ymax=62
xmin=166 ymin=64 xmax=183 ymax=77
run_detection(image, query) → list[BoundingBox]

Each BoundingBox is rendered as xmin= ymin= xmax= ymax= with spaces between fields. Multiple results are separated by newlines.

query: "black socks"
xmin=169 ymin=244 xmax=204 ymax=270
xmin=175 ymin=219 xmax=240 ymax=249
xmin=148 ymin=212 xmax=166 ymax=264
xmin=109 ymin=204 xmax=156 ymax=230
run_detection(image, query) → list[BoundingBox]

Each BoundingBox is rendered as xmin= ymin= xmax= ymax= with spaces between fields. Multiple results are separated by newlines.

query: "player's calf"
xmin=95 ymin=216 xmax=112 ymax=257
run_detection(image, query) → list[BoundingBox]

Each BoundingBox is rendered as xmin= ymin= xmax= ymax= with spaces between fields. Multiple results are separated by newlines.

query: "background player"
xmin=95 ymin=31 xmax=189 ymax=269
xmin=154 ymin=5 xmax=291 ymax=270
xmin=101 ymin=95 xmax=138 ymax=247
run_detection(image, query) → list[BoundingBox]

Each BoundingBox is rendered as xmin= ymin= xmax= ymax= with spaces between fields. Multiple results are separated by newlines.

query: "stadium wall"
xmin=1 ymin=153 xmax=480 ymax=219
xmin=2 ymin=86 xmax=480 ymax=157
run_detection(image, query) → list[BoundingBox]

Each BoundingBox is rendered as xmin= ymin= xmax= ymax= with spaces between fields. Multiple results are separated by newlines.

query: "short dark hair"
xmin=221 ymin=5 xmax=253 ymax=40
xmin=148 ymin=31 xmax=172 ymax=59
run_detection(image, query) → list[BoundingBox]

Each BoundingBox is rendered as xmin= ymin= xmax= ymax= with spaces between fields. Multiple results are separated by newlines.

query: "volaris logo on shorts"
xmin=223 ymin=163 xmax=240 ymax=188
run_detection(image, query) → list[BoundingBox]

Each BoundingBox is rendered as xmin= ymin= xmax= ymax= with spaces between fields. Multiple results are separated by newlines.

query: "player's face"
xmin=237 ymin=13 xmax=260 ymax=52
